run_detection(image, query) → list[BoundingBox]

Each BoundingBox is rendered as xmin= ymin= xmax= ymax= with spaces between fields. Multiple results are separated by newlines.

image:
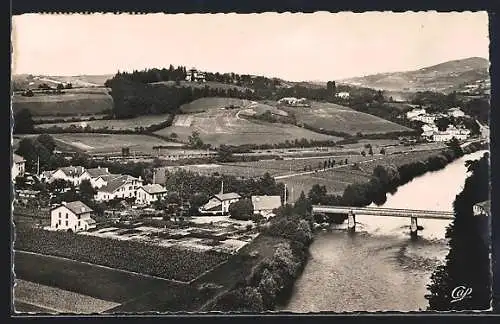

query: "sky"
xmin=12 ymin=12 xmax=489 ymax=81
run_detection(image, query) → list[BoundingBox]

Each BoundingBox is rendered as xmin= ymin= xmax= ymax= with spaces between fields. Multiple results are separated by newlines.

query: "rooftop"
xmin=475 ymin=200 xmax=491 ymax=216
xmin=141 ymin=184 xmax=167 ymax=195
xmin=13 ymin=153 xmax=25 ymax=163
xmin=54 ymin=201 xmax=93 ymax=215
xmin=251 ymin=195 xmax=282 ymax=211
xmin=214 ymin=193 xmax=241 ymax=201
xmin=86 ymin=167 xmax=110 ymax=178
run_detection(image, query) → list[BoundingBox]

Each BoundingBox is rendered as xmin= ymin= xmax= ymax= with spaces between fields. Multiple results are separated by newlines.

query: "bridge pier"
xmin=347 ymin=211 xmax=356 ymax=233
xmin=410 ymin=216 xmax=418 ymax=238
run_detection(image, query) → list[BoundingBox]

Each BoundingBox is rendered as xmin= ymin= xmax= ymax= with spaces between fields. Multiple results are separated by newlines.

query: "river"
xmin=282 ymin=150 xmax=488 ymax=313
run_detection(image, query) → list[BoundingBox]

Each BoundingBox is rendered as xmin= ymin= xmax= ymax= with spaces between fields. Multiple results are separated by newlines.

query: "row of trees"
xmin=210 ymin=200 xmax=314 ymax=311
xmin=107 ymin=79 xmax=257 ymax=118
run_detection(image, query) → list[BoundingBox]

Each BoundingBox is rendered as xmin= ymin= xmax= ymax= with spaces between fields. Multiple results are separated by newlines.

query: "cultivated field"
xmin=156 ymin=104 xmax=340 ymax=146
xmin=179 ymin=97 xmax=287 ymax=116
xmin=280 ymin=101 xmax=412 ymax=135
xmin=12 ymin=88 xmax=113 ymax=116
xmin=14 ymin=279 xmax=121 ymax=314
xmin=279 ymin=148 xmax=447 ymax=202
xmin=46 ymin=133 xmax=183 ymax=154
xmin=12 ymin=74 xmax=113 ymax=89
xmin=36 ymin=113 xmax=172 ymax=131
xmin=14 ymin=251 xmax=206 ymax=313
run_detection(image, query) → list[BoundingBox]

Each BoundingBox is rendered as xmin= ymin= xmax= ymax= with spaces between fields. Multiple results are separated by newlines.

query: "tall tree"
xmin=426 ymin=153 xmax=490 ymax=310
xmin=13 ymin=109 xmax=34 ymax=134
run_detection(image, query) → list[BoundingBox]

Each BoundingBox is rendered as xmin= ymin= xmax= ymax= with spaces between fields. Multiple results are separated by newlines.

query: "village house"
xmin=448 ymin=107 xmax=466 ymax=118
xmin=94 ymin=174 xmax=144 ymax=202
xmin=12 ymin=153 xmax=26 ymax=181
xmin=82 ymin=167 xmax=111 ymax=188
xmin=185 ymin=68 xmax=206 ymax=82
xmin=47 ymin=166 xmax=87 ymax=186
xmin=406 ymin=108 xmax=426 ymax=120
xmin=412 ymin=113 xmax=438 ymax=124
xmin=432 ymin=125 xmax=470 ymax=142
xmin=50 ymin=201 xmax=96 ymax=232
xmin=335 ymin=92 xmax=350 ymax=99
xmin=135 ymin=184 xmax=168 ymax=205
xmin=277 ymin=97 xmax=309 ymax=107
xmin=199 ymin=185 xmax=241 ymax=215
xmin=251 ymin=195 xmax=282 ymax=219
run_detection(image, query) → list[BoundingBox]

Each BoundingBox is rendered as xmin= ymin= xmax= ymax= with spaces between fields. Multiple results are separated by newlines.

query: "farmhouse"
xmin=199 ymin=192 xmax=241 ymax=215
xmin=278 ymin=97 xmax=309 ymax=107
xmin=447 ymin=107 xmax=466 ymax=118
xmin=50 ymin=201 xmax=96 ymax=232
xmin=406 ymin=108 xmax=426 ymax=120
xmin=432 ymin=125 xmax=470 ymax=142
xmin=251 ymin=195 xmax=282 ymax=219
xmin=473 ymin=200 xmax=491 ymax=217
xmin=49 ymin=166 xmax=87 ymax=186
xmin=335 ymin=92 xmax=350 ymax=99
xmin=185 ymin=68 xmax=206 ymax=82
xmin=136 ymin=184 xmax=168 ymax=205
xmin=411 ymin=113 xmax=437 ymax=124
xmin=12 ymin=153 xmax=26 ymax=181
xmin=83 ymin=167 xmax=111 ymax=188
xmin=95 ymin=175 xmax=144 ymax=202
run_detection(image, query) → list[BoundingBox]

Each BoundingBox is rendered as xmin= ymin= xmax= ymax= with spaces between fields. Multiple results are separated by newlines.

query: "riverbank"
xmin=281 ymin=149 xmax=488 ymax=312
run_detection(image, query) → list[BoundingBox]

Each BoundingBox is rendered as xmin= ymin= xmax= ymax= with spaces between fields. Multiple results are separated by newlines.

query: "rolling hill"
xmin=155 ymin=97 xmax=341 ymax=146
xmin=341 ymin=57 xmax=490 ymax=93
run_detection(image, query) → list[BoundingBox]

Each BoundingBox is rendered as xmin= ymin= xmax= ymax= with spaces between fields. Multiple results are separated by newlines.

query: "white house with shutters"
xmin=136 ymin=184 xmax=168 ymax=205
xmin=47 ymin=166 xmax=87 ymax=186
xmin=94 ymin=174 xmax=143 ymax=202
xmin=50 ymin=201 xmax=96 ymax=232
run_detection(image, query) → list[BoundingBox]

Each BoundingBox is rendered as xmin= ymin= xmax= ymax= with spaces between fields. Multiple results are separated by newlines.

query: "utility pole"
xmin=284 ymin=183 xmax=287 ymax=205
xmin=37 ymin=155 xmax=40 ymax=176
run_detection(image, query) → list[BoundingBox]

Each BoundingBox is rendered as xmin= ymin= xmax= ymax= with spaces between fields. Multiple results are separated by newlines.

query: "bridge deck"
xmin=312 ymin=205 xmax=454 ymax=220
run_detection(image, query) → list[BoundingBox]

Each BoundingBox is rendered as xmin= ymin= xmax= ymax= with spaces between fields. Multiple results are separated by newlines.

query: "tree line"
xmin=426 ymin=152 xmax=490 ymax=310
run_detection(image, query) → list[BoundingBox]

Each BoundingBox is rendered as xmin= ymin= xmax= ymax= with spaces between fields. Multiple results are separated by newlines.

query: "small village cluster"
xmin=13 ymin=154 xmax=282 ymax=234
xmin=406 ymin=106 xmax=472 ymax=142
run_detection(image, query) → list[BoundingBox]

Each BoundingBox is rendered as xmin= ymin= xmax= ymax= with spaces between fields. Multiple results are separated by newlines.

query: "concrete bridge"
xmin=312 ymin=205 xmax=454 ymax=237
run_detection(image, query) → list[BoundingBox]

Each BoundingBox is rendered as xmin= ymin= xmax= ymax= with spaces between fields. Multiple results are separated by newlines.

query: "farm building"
xmin=251 ymin=195 xmax=282 ymax=219
xmin=199 ymin=192 xmax=242 ymax=215
xmin=335 ymin=92 xmax=350 ymax=99
xmin=83 ymin=167 xmax=111 ymax=188
xmin=94 ymin=174 xmax=144 ymax=202
xmin=12 ymin=153 xmax=26 ymax=181
xmin=406 ymin=108 xmax=426 ymax=120
xmin=277 ymin=97 xmax=309 ymax=107
xmin=135 ymin=184 xmax=168 ymax=205
xmin=447 ymin=107 xmax=466 ymax=118
xmin=185 ymin=68 xmax=206 ymax=82
xmin=47 ymin=166 xmax=87 ymax=186
xmin=432 ymin=125 xmax=470 ymax=142
xmin=50 ymin=201 xmax=96 ymax=233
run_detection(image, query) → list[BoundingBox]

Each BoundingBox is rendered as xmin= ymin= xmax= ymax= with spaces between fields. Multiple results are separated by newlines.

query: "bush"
xmin=229 ymin=198 xmax=254 ymax=221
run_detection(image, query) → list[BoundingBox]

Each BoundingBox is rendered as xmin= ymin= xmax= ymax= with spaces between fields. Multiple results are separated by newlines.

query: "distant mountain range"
xmin=340 ymin=57 xmax=490 ymax=94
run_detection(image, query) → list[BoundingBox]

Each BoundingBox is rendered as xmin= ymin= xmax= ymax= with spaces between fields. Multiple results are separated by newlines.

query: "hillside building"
xmin=12 ymin=153 xmax=26 ymax=181
xmin=277 ymin=97 xmax=309 ymax=107
xmin=135 ymin=184 xmax=168 ymax=205
xmin=335 ymin=92 xmax=350 ymax=99
xmin=447 ymin=107 xmax=466 ymax=118
xmin=50 ymin=201 xmax=96 ymax=232
xmin=48 ymin=166 xmax=87 ymax=186
xmin=251 ymin=195 xmax=282 ymax=219
xmin=406 ymin=108 xmax=426 ymax=120
xmin=185 ymin=68 xmax=206 ymax=82
xmin=94 ymin=174 xmax=143 ymax=202
xmin=432 ymin=125 xmax=470 ymax=142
